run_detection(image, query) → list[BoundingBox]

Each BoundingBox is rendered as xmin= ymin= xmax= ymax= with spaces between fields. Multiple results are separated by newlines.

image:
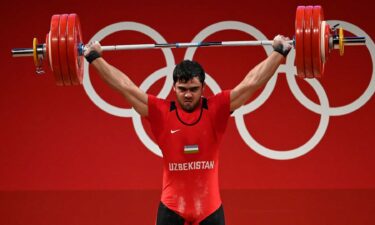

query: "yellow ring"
xmin=33 ymin=37 xmax=39 ymax=67
xmin=339 ymin=27 xmax=344 ymax=56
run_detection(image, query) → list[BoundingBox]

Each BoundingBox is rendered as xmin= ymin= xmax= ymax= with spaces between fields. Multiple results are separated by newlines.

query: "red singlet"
xmin=146 ymin=90 xmax=231 ymax=224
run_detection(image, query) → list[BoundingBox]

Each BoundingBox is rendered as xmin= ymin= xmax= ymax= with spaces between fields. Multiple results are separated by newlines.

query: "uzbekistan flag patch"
xmin=184 ymin=145 xmax=199 ymax=154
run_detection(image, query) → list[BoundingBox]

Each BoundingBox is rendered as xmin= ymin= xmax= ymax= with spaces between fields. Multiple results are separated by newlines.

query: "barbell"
xmin=11 ymin=5 xmax=366 ymax=86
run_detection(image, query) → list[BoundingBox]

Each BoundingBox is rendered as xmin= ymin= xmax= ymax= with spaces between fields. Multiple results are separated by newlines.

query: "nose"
xmin=184 ymin=91 xmax=192 ymax=98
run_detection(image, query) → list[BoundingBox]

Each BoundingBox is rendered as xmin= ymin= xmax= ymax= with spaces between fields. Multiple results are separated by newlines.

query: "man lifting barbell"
xmin=83 ymin=34 xmax=291 ymax=225
xmin=10 ymin=4 xmax=366 ymax=225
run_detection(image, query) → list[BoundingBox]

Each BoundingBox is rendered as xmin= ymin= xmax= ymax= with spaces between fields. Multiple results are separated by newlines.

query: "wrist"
xmin=273 ymin=45 xmax=290 ymax=57
xmin=85 ymin=50 xmax=101 ymax=64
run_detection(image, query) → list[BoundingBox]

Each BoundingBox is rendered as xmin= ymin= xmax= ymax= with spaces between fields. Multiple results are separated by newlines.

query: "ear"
xmin=173 ymin=84 xmax=176 ymax=92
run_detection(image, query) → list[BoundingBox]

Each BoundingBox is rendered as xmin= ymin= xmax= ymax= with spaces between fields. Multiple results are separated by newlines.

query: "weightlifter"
xmin=84 ymin=34 xmax=292 ymax=225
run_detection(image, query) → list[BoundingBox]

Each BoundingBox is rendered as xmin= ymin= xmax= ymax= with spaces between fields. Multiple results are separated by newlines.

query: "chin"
xmin=177 ymin=99 xmax=198 ymax=112
xmin=184 ymin=102 xmax=199 ymax=112
xmin=182 ymin=104 xmax=193 ymax=112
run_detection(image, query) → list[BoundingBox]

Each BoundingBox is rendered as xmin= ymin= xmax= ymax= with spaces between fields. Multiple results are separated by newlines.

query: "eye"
xmin=178 ymin=87 xmax=187 ymax=92
xmin=190 ymin=87 xmax=199 ymax=92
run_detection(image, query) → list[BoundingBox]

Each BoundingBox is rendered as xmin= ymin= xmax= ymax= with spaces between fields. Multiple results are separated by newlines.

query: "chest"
xmin=157 ymin=109 xmax=219 ymax=160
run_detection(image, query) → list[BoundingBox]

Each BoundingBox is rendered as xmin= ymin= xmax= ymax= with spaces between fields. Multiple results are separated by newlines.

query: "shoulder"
xmin=147 ymin=94 xmax=171 ymax=113
xmin=207 ymin=90 xmax=231 ymax=105
xmin=148 ymin=94 xmax=169 ymax=105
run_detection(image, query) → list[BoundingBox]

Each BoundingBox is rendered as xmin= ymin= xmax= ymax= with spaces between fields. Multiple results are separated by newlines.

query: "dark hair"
xmin=173 ymin=60 xmax=205 ymax=84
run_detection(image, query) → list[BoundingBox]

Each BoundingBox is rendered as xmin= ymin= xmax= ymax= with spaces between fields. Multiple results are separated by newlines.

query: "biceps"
xmin=230 ymin=83 xmax=256 ymax=111
xmin=230 ymin=88 xmax=243 ymax=111
xmin=121 ymin=87 xmax=149 ymax=116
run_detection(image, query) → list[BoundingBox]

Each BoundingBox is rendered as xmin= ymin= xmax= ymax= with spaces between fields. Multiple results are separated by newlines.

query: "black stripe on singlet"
xmin=170 ymin=98 xmax=208 ymax=126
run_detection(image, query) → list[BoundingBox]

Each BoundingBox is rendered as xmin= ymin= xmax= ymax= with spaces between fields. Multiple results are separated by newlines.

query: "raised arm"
xmin=84 ymin=41 xmax=148 ymax=116
xmin=230 ymin=35 xmax=292 ymax=111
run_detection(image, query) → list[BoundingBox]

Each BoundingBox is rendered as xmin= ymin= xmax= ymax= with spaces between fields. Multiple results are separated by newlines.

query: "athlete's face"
xmin=173 ymin=77 xmax=204 ymax=112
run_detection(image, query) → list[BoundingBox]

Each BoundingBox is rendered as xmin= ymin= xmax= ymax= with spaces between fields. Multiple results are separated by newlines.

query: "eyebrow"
xmin=177 ymin=86 xmax=200 ymax=90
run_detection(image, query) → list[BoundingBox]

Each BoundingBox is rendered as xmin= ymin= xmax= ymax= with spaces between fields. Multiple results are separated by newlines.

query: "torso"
xmin=147 ymin=91 xmax=230 ymax=222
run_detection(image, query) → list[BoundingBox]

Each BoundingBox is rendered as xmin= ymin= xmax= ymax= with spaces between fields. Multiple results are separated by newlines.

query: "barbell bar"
xmin=11 ymin=5 xmax=366 ymax=86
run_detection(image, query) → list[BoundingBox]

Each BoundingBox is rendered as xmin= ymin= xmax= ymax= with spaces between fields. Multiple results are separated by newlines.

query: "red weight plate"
xmin=45 ymin=33 xmax=49 ymax=69
xmin=76 ymin=15 xmax=84 ymax=84
xmin=320 ymin=21 xmax=330 ymax=76
xmin=320 ymin=21 xmax=326 ymax=64
xmin=67 ymin=14 xmax=79 ymax=85
xmin=295 ymin=6 xmax=305 ymax=78
xmin=50 ymin=15 xmax=63 ymax=86
xmin=322 ymin=22 xmax=331 ymax=77
xmin=67 ymin=14 xmax=83 ymax=85
xmin=303 ymin=6 xmax=314 ymax=78
xmin=47 ymin=32 xmax=53 ymax=72
xmin=58 ymin=14 xmax=72 ymax=86
xmin=325 ymin=23 xmax=331 ymax=60
xmin=312 ymin=5 xmax=324 ymax=78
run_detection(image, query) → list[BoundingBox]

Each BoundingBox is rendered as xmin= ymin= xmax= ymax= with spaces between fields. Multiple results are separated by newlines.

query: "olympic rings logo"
xmin=83 ymin=20 xmax=375 ymax=160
